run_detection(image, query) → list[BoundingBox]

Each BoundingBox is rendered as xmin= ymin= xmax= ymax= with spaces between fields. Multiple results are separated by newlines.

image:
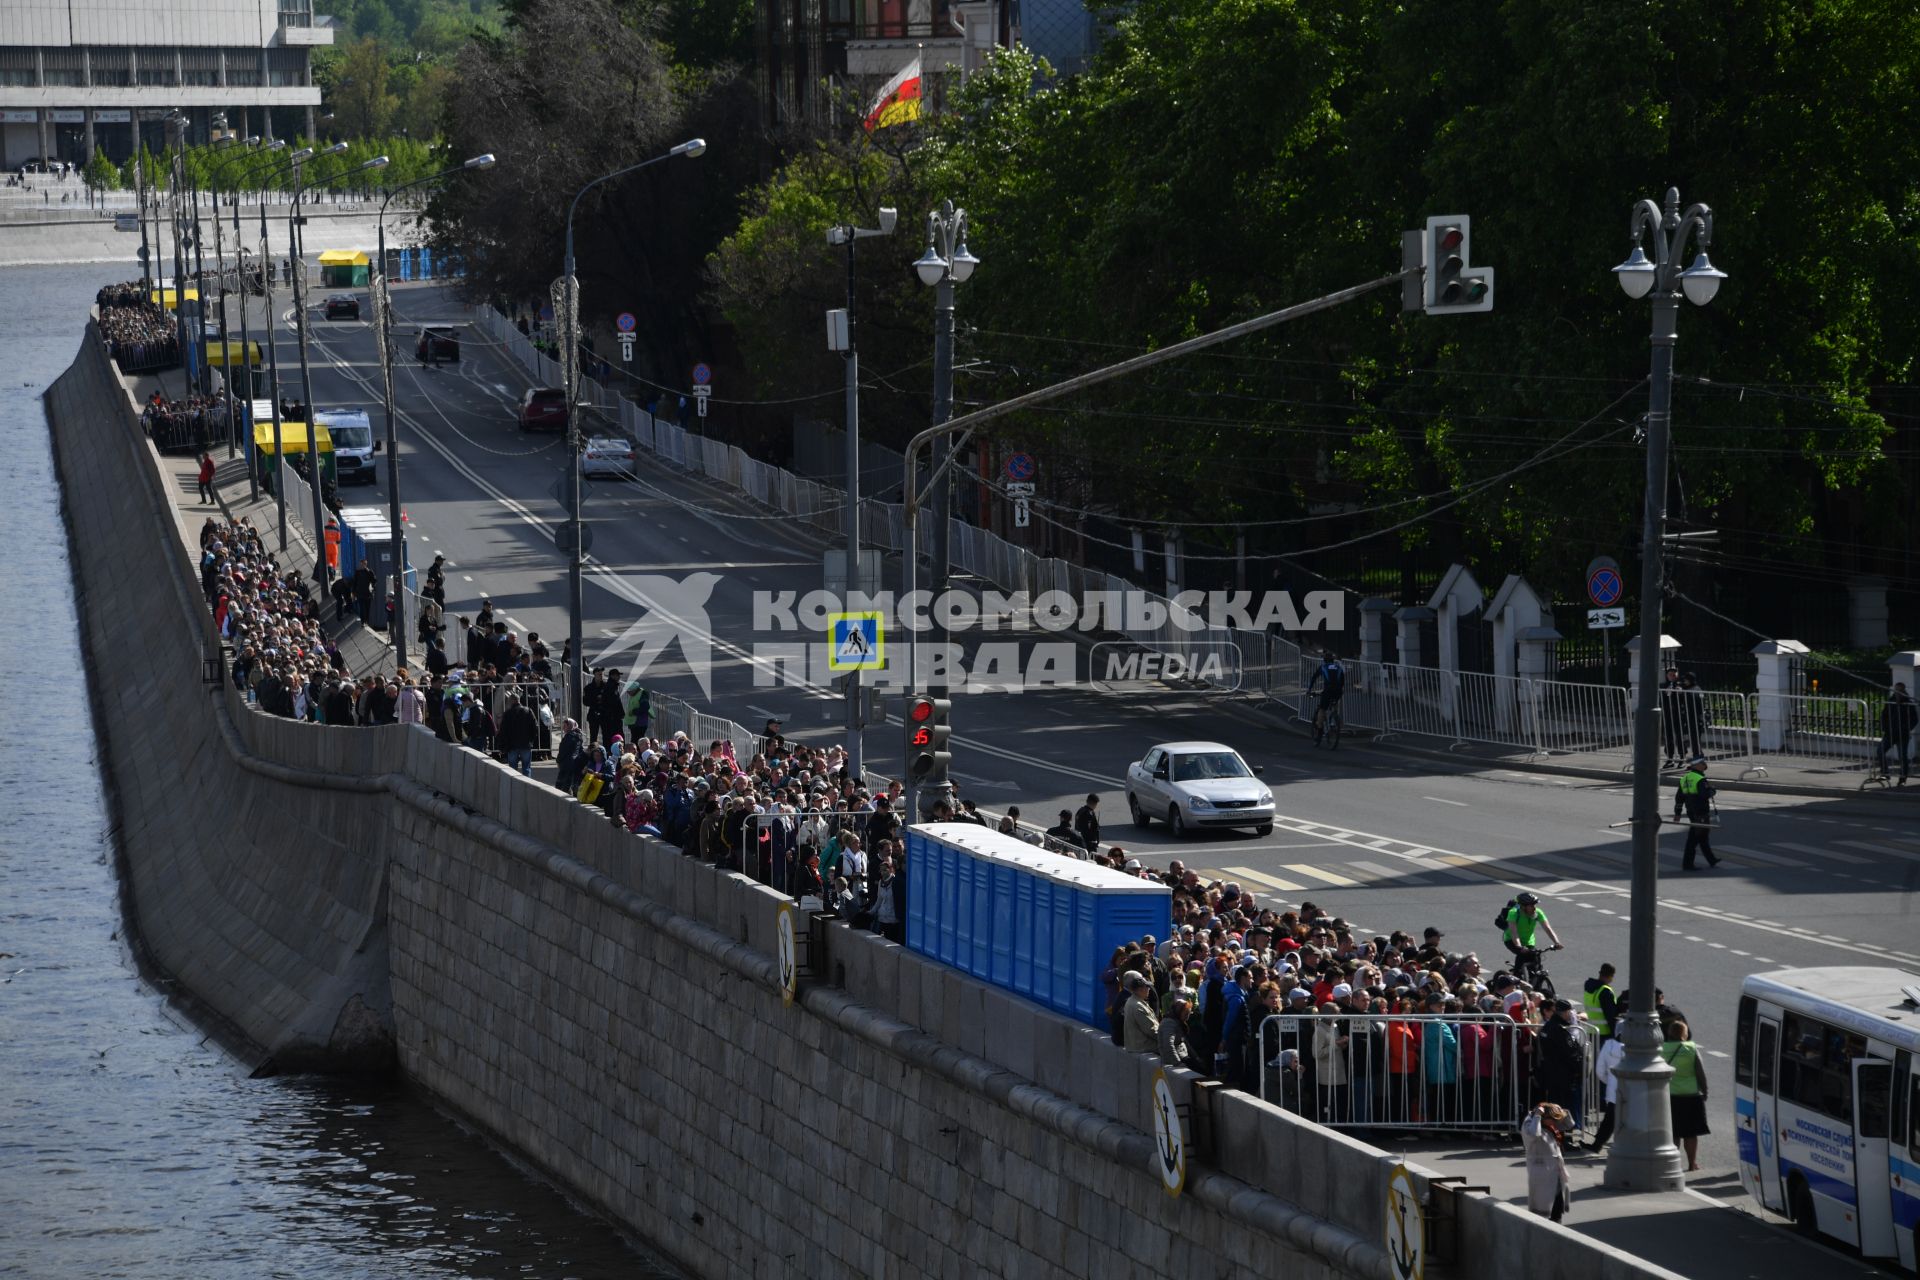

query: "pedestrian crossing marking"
xmin=1714 ymin=843 xmax=1807 ymax=868
xmin=1216 ymin=865 xmax=1307 ymax=892
xmin=1347 ymin=860 xmax=1434 ymax=886
xmin=1773 ymin=841 xmax=1874 ymax=865
xmin=1835 ymin=839 xmax=1920 ymax=864
xmin=1283 ymin=863 xmax=1358 ymax=887
xmin=1431 ymin=853 xmax=1501 ymax=880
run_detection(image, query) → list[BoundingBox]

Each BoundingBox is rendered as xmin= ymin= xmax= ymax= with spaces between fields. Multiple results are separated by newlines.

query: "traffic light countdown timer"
xmin=904 ymin=695 xmax=952 ymax=785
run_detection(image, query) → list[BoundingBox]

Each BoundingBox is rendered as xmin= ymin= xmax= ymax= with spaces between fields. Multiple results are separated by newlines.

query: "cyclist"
xmin=1501 ymin=891 xmax=1564 ymax=959
xmin=1307 ymin=649 xmax=1346 ymax=738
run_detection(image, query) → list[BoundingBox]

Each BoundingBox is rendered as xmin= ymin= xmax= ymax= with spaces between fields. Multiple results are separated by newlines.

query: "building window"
xmin=182 ymin=49 xmax=222 ymax=86
xmin=44 ymin=49 xmax=86 ymax=87
xmin=0 ymin=47 xmax=38 ymax=89
xmin=279 ymin=0 xmax=315 ymax=26
xmin=267 ymin=49 xmax=307 ymax=87
xmin=224 ymin=49 xmax=261 ymax=88
xmin=137 ymin=51 xmax=179 ymax=86
xmin=90 ymin=48 xmax=133 ymax=87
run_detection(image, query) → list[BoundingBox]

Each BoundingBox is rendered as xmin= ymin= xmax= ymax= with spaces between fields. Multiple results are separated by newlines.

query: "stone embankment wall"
xmin=47 ymin=326 xmax=1677 ymax=1280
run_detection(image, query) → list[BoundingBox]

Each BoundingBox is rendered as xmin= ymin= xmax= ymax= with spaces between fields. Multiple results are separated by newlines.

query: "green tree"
xmin=326 ymin=37 xmax=402 ymax=138
xmin=84 ymin=149 xmax=120 ymax=192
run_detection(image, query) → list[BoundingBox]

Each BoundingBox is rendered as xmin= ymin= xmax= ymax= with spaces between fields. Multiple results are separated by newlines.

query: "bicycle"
xmin=1311 ymin=696 xmax=1343 ymax=750
xmin=1512 ymin=944 xmax=1563 ymax=999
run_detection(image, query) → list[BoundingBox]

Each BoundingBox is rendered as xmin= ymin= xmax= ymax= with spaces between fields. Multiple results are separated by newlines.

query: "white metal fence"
xmin=1252 ymin=1012 xmax=1601 ymax=1138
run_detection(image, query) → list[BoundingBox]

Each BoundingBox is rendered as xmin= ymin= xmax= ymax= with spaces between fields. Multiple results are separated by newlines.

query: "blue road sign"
xmin=691 ymin=362 xmax=713 ymax=386
xmin=1004 ymin=452 xmax=1036 ymax=482
xmin=827 ymin=611 xmax=884 ymax=671
xmin=1587 ymin=565 xmax=1624 ymax=608
xmin=615 ymin=312 xmax=637 ymax=333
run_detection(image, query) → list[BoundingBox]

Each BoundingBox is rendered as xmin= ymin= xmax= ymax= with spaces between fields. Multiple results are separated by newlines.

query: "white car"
xmin=1126 ymin=741 xmax=1274 ymax=837
xmin=581 ymin=436 xmax=636 ymax=478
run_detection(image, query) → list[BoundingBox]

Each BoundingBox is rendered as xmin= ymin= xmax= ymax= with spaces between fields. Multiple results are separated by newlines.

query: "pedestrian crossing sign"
xmin=828 ymin=611 xmax=884 ymax=671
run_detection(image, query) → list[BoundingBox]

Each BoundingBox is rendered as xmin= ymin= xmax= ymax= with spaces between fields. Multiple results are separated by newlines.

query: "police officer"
xmin=1674 ymin=755 xmax=1719 ymax=870
xmin=1582 ymin=962 xmax=1619 ymax=1039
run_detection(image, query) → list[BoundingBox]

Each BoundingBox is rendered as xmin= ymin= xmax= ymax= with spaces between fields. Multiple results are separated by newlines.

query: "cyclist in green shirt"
xmin=1502 ymin=892 xmax=1564 ymax=959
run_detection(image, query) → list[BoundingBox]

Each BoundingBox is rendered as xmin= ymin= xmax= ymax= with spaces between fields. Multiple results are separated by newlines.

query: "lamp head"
xmin=878 ymin=207 xmax=898 ymax=235
xmin=244 ymin=135 xmax=262 ymax=148
xmin=913 ymin=242 xmax=949 ymax=288
xmin=670 ymin=138 xmax=707 ymax=158
xmin=290 ymin=147 xmax=316 ymax=163
xmin=322 ymin=142 xmax=349 ymax=157
xmin=1677 ymin=250 xmax=1726 ymax=306
xmin=1612 ymin=244 xmax=1655 ymax=300
xmin=464 ymin=152 xmax=497 ymax=170
xmin=948 ymin=236 xmax=979 ymax=284
xmin=363 ymin=155 xmax=391 ymax=173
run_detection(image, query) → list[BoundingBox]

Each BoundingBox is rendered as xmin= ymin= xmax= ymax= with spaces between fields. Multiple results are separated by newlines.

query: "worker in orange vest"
xmin=324 ymin=519 xmax=341 ymax=571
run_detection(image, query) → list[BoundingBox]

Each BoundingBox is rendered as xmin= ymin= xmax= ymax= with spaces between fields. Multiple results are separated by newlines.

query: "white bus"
xmin=1735 ymin=967 xmax=1920 ymax=1269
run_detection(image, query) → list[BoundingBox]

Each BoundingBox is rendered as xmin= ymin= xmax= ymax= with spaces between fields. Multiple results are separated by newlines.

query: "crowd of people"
xmin=98 ymin=281 xmax=180 ymax=370
xmin=141 ymin=389 xmax=231 ymax=454
xmin=201 ymin=516 xmax=349 ymax=715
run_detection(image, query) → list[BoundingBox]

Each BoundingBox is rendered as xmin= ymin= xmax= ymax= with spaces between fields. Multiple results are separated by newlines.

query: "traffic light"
xmin=904 ymin=694 xmax=951 ymax=785
xmin=1424 ymin=215 xmax=1494 ymax=314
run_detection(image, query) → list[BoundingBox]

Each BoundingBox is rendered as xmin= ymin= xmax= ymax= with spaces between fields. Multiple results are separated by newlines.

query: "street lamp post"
xmin=825 ymin=204 xmax=898 ymax=781
xmin=559 ymin=138 xmax=707 ymax=722
xmin=1604 ymin=187 xmax=1727 ymax=1193
xmin=376 ymin=152 xmax=497 ymax=668
xmin=164 ymin=114 xmax=193 ymax=400
xmin=205 ymin=137 xmax=262 ymax=456
xmin=256 ymin=146 xmax=313 ymax=545
xmin=905 ymin=201 xmax=979 ymax=819
xmin=189 ymin=133 xmax=235 ymax=395
xmin=228 ymin=141 xmax=288 ymax=499
xmin=290 ymin=145 xmax=385 ymax=587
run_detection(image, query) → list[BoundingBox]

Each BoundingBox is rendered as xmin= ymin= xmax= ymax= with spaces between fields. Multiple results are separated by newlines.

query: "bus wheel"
xmin=1787 ymin=1174 xmax=1817 ymax=1237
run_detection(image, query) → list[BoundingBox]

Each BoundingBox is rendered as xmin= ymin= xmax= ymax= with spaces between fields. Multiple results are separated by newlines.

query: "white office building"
xmin=1 ymin=0 xmax=333 ymax=168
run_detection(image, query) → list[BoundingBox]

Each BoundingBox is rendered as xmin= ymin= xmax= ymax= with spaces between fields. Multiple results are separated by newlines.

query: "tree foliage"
xmin=711 ymin=0 xmax=1920 ymax=594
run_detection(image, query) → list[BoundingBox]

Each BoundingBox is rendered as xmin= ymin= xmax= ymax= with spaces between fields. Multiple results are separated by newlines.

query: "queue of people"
xmin=99 ymin=282 xmax=180 ymax=371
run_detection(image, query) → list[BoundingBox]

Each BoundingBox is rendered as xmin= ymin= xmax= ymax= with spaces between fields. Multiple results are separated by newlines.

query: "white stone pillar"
xmin=1358 ymin=598 xmax=1395 ymax=667
xmin=1394 ymin=606 xmax=1433 ymax=669
xmin=1626 ymin=633 xmax=1682 ymax=714
xmin=1751 ymin=639 xmax=1807 ymax=751
xmin=1517 ymin=625 xmax=1560 ymax=748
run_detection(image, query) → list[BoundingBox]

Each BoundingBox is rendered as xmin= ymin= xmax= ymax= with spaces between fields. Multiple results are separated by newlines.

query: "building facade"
xmin=1 ymin=0 xmax=332 ymax=168
xmin=755 ymin=0 xmax=1016 ymax=132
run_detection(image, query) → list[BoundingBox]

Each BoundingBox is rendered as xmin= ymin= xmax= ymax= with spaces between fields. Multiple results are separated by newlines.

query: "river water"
xmin=0 ymin=262 xmax=675 ymax=1279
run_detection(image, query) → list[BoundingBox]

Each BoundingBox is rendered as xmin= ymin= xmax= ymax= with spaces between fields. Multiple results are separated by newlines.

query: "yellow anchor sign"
xmin=1385 ymin=1163 xmax=1425 ymax=1280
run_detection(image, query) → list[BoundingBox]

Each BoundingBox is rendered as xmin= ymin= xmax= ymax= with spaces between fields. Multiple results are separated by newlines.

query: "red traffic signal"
xmin=910 ymin=725 xmax=933 ymax=747
xmin=908 ymin=696 xmax=936 ymax=723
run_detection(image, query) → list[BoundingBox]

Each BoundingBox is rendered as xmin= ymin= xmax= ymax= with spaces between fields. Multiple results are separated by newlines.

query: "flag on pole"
xmin=864 ymin=57 xmax=923 ymax=131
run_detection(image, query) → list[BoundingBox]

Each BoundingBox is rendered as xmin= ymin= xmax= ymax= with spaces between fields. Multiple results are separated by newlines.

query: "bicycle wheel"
xmin=1328 ymin=709 xmax=1342 ymax=750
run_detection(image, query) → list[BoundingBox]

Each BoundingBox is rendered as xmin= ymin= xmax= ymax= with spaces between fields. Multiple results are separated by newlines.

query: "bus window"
xmin=1910 ymin=1071 xmax=1920 ymax=1159
xmin=1735 ymin=996 xmax=1756 ymax=1087
xmin=1756 ymin=1022 xmax=1776 ymax=1094
xmin=1893 ymin=1052 xmax=1909 ymax=1154
xmin=1780 ymin=1013 xmax=1828 ymax=1112
xmin=1859 ymin=1066 xmax=1890 ymax=1139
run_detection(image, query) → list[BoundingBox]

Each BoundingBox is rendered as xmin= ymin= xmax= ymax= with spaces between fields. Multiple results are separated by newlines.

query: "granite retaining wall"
xmin=46 ymin=326 xmax=1681 ymax=1280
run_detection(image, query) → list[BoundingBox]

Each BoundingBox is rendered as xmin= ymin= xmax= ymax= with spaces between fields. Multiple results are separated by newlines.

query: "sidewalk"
xmin=132 ymin=368 xmax=399 ymax=681
xmin=1232 ymin=692 xmax=1916 ymax=801
xmin=1391 ymin=1135 xmax=1886 ymax=1278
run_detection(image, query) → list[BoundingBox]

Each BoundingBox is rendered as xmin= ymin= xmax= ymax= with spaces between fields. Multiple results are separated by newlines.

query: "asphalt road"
xmin=232 ymin=280 xmax=1920 ymax=1275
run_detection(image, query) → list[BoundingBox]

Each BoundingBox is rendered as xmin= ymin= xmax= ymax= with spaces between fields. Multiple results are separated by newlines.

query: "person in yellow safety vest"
xmin=1661 ymin=1018 xmax=1711 ymax=1172
xmin=1581 ymin=962 xmax=1619 ymax=1038
xmin=1673 ymin=756 xmax=1720 ymax=870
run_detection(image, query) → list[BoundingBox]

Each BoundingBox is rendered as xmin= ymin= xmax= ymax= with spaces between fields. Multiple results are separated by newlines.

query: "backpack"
xmin=1494 ymin=898 xmax=1516 ymax=930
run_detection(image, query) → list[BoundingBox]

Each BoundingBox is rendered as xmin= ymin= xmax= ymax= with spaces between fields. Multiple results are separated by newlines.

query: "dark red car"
xmin=518 ymin=387 xmax=569 ymax=432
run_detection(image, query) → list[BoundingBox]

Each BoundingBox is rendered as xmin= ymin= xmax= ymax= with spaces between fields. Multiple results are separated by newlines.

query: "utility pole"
xmin=825 ymin=205 xmax=896 ymax=781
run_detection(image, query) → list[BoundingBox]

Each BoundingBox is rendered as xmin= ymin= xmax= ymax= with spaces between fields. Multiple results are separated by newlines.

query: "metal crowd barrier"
xmin=1751 ymin=689 xmax=1883 ymax=774
xmin=1252 ymin=1012 xmax=1600 ymax=1138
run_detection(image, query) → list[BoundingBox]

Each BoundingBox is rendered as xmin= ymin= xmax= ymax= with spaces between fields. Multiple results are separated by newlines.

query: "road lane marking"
xmin=1422 ymin=796 xmax=1469 ymax=807
xmin=1836 ymin=839 xmax=1920 ymax=864
xmin=1713 ymin=844 xmax=1807 ymax=868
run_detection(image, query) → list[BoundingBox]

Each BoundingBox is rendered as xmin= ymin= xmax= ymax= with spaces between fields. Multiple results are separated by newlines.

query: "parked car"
xmin=323 ymin=294 xmax=361 ymax=320
xmin=416 ymin=326 xmax=460 ymax=363
xmin=518 ymin=386 xmax=569 ymax=432
xmin=1125 ymin=741 xmax=1273 ymax=837
xmin=581 ymin=436 xmax=636 ymax=478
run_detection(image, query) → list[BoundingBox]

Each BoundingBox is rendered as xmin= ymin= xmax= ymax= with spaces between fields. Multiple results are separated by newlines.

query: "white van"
xmin=312 ymin=408 xmax=379 ymax=485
